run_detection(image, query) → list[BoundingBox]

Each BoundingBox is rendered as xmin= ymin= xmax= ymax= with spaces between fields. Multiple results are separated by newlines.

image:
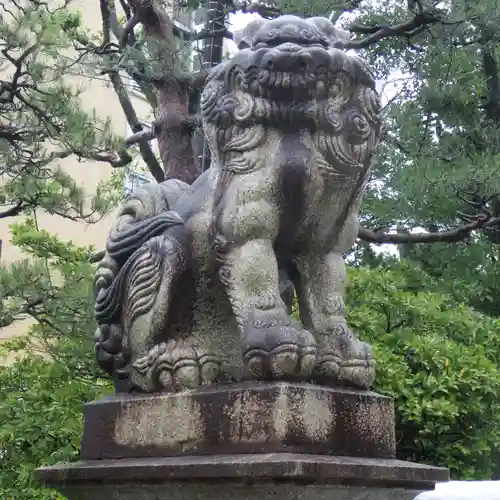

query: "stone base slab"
xmin=81 ymin=382 xmax=396 ymax=459
xmin=40 ymin=482 xmax=430 ymax=500
xmin=37 ymin=453 xmax=449 ymax=500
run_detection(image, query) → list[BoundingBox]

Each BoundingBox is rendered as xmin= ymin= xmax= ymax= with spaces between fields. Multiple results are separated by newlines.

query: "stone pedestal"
xmin=80 ymin=382 xmax=396 ymax=459
xmin=37 ymin=383 xmax=449 ymax=500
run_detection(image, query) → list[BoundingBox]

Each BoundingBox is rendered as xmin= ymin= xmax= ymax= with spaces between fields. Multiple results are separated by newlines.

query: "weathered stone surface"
xmin=80 ymin=382 xmax=395 ymax=460
xmin=35 ymin=15 xmax=449 ymax=500
xmin=43 ymin=483 xmax=429 ymax=500
xmin=93 ymin=14 xmax=383 ymax=394
xmin=37 ymin=453 xmax=448 ymax=500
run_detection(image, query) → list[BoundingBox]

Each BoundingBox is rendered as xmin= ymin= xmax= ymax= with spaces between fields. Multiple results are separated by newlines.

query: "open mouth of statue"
xmin=256 ymin=67 xmax=328 ymax=100
xmin=253 ymin=39 xmax=330 ymax=50
xmin=250 ymin=43 xmax=332 ymax=101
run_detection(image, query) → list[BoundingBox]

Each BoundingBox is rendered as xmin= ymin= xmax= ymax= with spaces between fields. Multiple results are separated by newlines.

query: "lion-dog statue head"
xmin=200 ymin=15 xmax=381 ymax=190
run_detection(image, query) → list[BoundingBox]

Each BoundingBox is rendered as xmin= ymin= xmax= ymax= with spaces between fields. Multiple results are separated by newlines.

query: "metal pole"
xmin=199 ymin=0 xmax=227 ymax=172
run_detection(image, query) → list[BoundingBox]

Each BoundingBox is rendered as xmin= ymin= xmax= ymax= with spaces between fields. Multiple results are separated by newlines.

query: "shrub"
xmin=347 ymin=262 xmax=500 ymax=479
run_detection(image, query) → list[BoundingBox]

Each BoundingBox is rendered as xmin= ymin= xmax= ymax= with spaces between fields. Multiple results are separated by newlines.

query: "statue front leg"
xmin=294 ymin=250 xmax=375 ymax=389
xmin=213 ymin=175 xmax=316 ymax=381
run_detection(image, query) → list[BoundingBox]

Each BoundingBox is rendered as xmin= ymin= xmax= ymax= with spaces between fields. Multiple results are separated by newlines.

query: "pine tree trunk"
xmin=130 ymin=0 xmax=199 ymax=184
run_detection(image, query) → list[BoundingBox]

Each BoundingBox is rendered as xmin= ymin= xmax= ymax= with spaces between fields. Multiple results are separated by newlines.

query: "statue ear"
xmin=233 ymin=17 xmax=268 ymax=50
xmin=307 ymin=17 xmax=351 ymax=48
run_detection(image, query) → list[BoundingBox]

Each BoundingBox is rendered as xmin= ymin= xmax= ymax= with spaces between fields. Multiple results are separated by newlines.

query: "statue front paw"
xmin=242 ymin=309 xmax=317 ymax=380
xmin=131 ymin=338 xmax=222 ymax=392
xmin=314 ymin=324 xmax=375 ymax=389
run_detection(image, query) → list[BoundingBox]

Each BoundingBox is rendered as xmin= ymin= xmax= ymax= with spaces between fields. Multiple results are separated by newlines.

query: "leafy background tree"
xmin=0 ymin=4 xmax=124 ymax=496
xmin=0 ymin=357 xmax=110 ymax=499
xmin=347 ymin=261 xmax=500 ymax=479
xmin=0 ymin=1 xmax=127 ymax=220
xmin=2 ymin=0 xmax=500 ymax=497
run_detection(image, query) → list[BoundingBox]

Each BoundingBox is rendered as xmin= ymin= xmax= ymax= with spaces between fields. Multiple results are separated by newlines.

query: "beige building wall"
xmin=0 ymin=1 xmax=166 ymax=351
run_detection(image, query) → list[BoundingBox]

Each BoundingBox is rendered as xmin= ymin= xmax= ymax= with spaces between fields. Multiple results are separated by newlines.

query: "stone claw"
xmin=242 ymin=310 xmax=316 ymax=380
xmin=131 ymin=339 xmax=222 ymax=392
xmin=313 ymin=325 xmax=375 ymax=389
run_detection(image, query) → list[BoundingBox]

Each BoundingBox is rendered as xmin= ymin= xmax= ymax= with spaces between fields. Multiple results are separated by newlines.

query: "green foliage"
xmin=2 ymin=0 xmax=500 ymax=494
xmin=0 ymin=0 xmax=126 ymax=221
xmin=0 ymin=356 xmax=111 ymax=499
xmin=276 ymin=0 xmax=331 ymax=17
xmin=0 ymin=218 xmax=104 ymax=379
xmin=0 ymin=4 xmax=127 ymax=495
xmin=346 ymin=262 xmax=500 ymax=479
xmin=348 ymin=0 xmax=500 ymax=256
xmin=0 ymin=217 xmax=113 ymax=499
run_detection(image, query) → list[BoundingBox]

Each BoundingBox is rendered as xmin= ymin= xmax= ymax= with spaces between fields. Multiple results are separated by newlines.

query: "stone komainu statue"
xmin=93 ymin=15 xmax=382 ymax=393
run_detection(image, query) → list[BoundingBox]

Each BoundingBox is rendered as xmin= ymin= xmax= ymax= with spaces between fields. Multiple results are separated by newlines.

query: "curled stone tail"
xmin=94 ymin=212 xmax=188 ymax=380
xmin=94 ymin=242 xmax=158 ymax=326
xmin=106 ymin=211 xmax=184 ymax=263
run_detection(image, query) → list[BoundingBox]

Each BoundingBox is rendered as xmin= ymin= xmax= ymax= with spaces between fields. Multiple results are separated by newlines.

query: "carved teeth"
xmin=290 ymin=74 xmax=300 ymax=88
xmin=282 ymin=72 xmax=291 ymax=88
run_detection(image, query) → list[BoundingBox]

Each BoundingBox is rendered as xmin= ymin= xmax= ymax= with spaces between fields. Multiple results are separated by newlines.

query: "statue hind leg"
xmin=96 ymin=233 xmax=222 ymax=392
xmin=293 ymin=203 xmax=375 ymax=389
xmin=94 ymin=179 xmax=224 ymax=393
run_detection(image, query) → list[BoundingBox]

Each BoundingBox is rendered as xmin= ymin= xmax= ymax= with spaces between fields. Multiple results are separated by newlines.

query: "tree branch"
xmin=192 ymin=27 xmax=233 ymax=41
xmin=99 ymin=1 xmax=157 ymax=106
xmin=99 ymin=0 xmax=112 ymax=47
xmin=231 ymin=0 xmax=281 ymax=18
xmin=123 ymin=0 xmax=199 ymax=183
xmin=0 ymin=200 xmax=24 ymax=218
xmin=124 ymin=128 xmax=154 ymax=146
xmin=329 ymin=0 xmax=363 ymax=24
xmin=107 ymin=71 xmax=165 ymax=182
xmin=120 ymin=13 xmax=141 ymax=48
xmin=346 ymin=8 xmax=449 ymax=49
xmin=358 ymin=216 xmax=498 ymax=244
xmin=100 ymin=0 xmax=124 ymax=40
xmin=54 ymin=148 xmax=133 ymax=168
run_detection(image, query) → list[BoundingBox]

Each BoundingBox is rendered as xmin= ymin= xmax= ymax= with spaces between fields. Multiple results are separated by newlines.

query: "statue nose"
xmin=261 ymin=50 xmax=311 ymax=72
